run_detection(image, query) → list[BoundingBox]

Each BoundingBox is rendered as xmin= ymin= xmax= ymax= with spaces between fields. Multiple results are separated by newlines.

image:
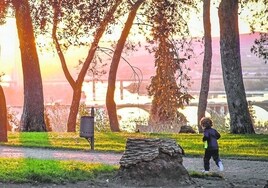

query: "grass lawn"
xmin=2 ymin=131 xmax=268 ymax=160
xmin=0 ymin=158 xmax=117 ymax=184
xmin=0 ymin=131 xmax=267 ymax=184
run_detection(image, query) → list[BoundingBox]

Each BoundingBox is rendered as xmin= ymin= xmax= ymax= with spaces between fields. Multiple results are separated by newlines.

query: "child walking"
xmin=200 ymin=117 xmax=224 ymax=173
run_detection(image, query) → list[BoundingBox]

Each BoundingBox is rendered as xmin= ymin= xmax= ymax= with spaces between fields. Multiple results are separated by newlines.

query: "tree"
xmin=147 ymin=0 xmax=193 ymax=132
xmin=0 ymin=0 xmax=8 ymax=24
xmin=246 ymin=0 xmax=268 ymax=63
xmin=0 ymin=85 xmax=8 ymax=142
xmin=218 ymin=0 xmax=255 ymax=134
xmin=106 ymin=0 xmax=145 ymax=132
xmin=12 ymin=0 xmax=46 ymax=131
xmin=0 ymin=1 xmax=8 ymax=141
xmin=251 ymin=33 xmax=268 ymax=64
xmin=197 ymin=0 xmax=212 ymax=133
xmin=34 ymin=0 xmax=124 ymax=132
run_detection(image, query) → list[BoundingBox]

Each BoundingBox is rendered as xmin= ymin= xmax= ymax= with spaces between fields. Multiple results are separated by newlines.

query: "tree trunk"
xmin=106 ymin=0 xmax=145 ymax=132
xmin=197 ymin=0 xmax=212 ymax=133
xmin=51 ymin=1 xmax=123 ymax=132
xmin=106 ymin=96 xmax=120 ymax=132
xmin=0 ymin=86 xmax=8 ymax=142
xmin=67 ymin=87 xmax=82 ymax=132
xmin=13 ymin=0 xmax=46 ymax=132
xmin=218 ymin=0 xmax=255 ymax=134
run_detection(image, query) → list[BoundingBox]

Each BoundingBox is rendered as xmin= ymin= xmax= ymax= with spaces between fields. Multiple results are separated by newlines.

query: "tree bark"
xmin=0 ymin=86 xmax=8 ymax=142
xmin=197 ymin=0 xmax=212 ymax=133
xmin=218 ymin=0 xmax=255 ymax=134
xmin=13 ymin=0 xmax=46 ymax=132
xmin=67 ymin=86 xmax=82 ymax=132
xmin=106 ymin=0 xmax=145 ymax=132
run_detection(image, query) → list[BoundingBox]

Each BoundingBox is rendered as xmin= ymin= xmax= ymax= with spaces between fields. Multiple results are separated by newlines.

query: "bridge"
xmin=81 ymin=79 xmax=268 ymax=115
xmin=114 ymin=102 xmax=228 ymax=115
xmin=91 ymin=98 xmax=268 ymax=116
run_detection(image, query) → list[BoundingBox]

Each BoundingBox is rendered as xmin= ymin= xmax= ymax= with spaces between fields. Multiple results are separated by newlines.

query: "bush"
xmin=45 ymin=103 xmax=69 ymax=132
xmin=208 ymin=110 xmax=230 ymax=133
xmin=94 ymin=108 xmax=110 ymax=132
xmin=77 ymin=103 xmax=110 ymax=132
xmin=7 ymin=107 xmax=20 ymax=132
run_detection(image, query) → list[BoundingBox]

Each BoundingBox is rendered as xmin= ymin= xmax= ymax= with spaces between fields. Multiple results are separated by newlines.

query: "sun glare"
xmin=0 ymin=18 xmax=18 ymax=61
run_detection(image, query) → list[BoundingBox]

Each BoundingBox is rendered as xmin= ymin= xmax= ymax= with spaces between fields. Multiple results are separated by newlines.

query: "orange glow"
xmin=188 ymin=3 xmax=252 ymax=37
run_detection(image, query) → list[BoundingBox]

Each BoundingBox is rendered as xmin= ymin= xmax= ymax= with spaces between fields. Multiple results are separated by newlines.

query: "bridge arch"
xmin=250 ymin=105 xmax=268 ymax=123
xmin=250 ymin=101 xmax=268 ymax=113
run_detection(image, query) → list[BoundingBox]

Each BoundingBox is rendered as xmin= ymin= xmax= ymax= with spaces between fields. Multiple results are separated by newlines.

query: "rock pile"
xmin=112 ymin=138 xmax=192 ymax=187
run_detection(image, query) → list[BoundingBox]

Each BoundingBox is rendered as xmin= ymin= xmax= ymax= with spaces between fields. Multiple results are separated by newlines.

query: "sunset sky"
xmin=0 ymin=4 xmax=254 ymax=80
xmin=1 ymin=0 xmax=264 ymax=89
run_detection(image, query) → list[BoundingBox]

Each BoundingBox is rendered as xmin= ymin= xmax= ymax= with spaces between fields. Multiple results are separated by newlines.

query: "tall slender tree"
xmin=0 ymin=0 xmax=8 ymax=141
xmin=106 ymin=0 xmax=145 ymax=132
xmin=197 ymin=0 xmax=212 ymax=133
xmin=0 ymin=85 xmax=8 ymax=142
xmin=218 ymin=0 xmax=255 ymax=134
xmin=12 ymin=0 xmax=46 ymax=131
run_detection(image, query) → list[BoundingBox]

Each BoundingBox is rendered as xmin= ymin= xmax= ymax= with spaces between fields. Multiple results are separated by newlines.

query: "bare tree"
xmin=197 ymin=0 xmax=212 ymax=133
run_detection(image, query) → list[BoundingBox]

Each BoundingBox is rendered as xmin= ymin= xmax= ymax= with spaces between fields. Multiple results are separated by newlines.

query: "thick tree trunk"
xmin=67 ymin=87 xmax=82 ymax=132
xmin=0 ymin=86 xmax=8 ymax=142
xmin=218 ymin=0 xmax=255 ymax=134
xmin=106 ymin=0 xmax=144 ymax=132
xmin=13 ymin=0 xmax=46 ymax=132
xmin=197 ymin=0 xmax=212 ymax=133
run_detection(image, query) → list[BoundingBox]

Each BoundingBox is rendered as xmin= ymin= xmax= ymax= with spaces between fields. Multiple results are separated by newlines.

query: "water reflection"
xmin=116 ymin=105 xmax=268 ymax=131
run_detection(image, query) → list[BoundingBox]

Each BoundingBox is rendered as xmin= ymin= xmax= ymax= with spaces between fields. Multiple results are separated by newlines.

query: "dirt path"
xmin=0 ymin=146 xmax=268 ymax=188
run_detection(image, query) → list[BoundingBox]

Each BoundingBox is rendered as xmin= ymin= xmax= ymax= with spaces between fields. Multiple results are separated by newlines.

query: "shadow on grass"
xmin=0 ymin=132 xmax=118 ymax=184
xmin=18 ymin=132 xmax=65 ymax=183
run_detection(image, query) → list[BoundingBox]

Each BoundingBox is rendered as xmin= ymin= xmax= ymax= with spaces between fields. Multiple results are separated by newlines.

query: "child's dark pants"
xmin=204 ymin=149 xmax=220 ymax=171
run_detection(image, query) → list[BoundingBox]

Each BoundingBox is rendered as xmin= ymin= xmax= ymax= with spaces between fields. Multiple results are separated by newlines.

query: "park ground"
xmin=0 ymin=146 xmax=267 ymax=188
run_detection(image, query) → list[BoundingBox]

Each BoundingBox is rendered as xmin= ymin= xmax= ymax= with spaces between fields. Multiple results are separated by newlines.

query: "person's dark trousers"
xmin=203 ymin=149 xmax=220 ymax=171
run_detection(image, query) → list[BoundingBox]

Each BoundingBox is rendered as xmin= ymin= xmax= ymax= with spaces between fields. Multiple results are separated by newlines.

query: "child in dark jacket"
xmin=200 ymin=117 xmax=224 ymax=173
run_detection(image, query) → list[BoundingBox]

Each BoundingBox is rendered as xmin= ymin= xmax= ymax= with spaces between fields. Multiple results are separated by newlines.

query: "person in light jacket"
xmin=200 ymin=117 xmax=224 ymax=173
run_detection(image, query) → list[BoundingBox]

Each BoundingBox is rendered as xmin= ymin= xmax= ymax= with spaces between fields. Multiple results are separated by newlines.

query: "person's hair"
xmin=200 ymin=117 xmax=213 ymax=128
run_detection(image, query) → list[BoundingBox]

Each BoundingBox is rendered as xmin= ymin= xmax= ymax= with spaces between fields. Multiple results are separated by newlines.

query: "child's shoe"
xmin=218 ymin=161 xmax=224 ymax=171
xmin=202 ymin=170 xmax=209 ymax=174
